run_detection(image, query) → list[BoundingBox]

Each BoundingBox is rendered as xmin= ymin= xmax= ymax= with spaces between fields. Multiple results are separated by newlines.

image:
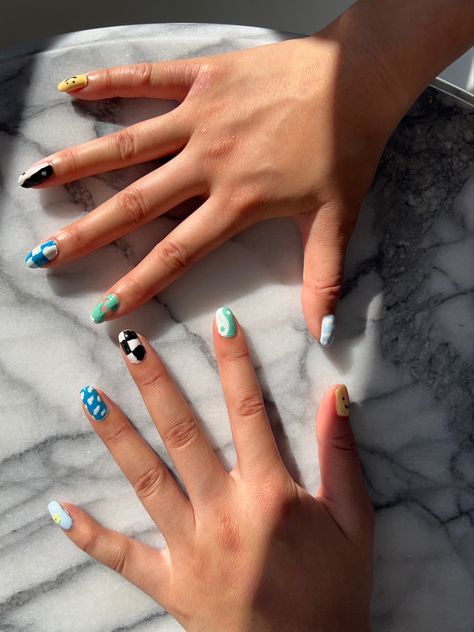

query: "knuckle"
xmin=111 ymin=128 xmax=137 ymax=163
xmin=304 ymin=280 xmax=342 ymax=301
xmin=163 ymin=416 xmax=199 ymax=452
xmin=139 ymin=365 xmax=169 ymax=391
xmin=128 ymin=62 xmax=153 ymax=88
xmin=103 ymin=422 xmax=129 ymax=445
xmin=117 ymin=187 xmax=149 ymax=227
xmin=110 ymin=542 xmax=128 ymax=575
xmin=214 ymin=508 xmax=241 ymax=552
xmin=61 ymin=221 xmax=89 ymax=252
xmin=328 ymin=430 xmax=358 ymax=454
xmin=118 ymin=274 xmax=145 ymax=304
xmin=203 ymin=134 xmax=238 ymax=163
xmin=58 ymin=147 xmax=80 ymax=173
xmin=233 ymin=393 xmax=266 ymax=420
xmin=157 ymin=239 xmax=191 ymax=273
xmin=132 ymin=465 xmax=166 ymax=500
xmin=81 ymin=526 xmax=99 ymax=556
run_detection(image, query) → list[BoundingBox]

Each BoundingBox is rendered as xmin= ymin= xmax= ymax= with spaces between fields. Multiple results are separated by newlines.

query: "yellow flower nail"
xmin=335 ymin=385 xmax=350 ymax=417
xmin=57 ymin=74 xmax=88 ymax=92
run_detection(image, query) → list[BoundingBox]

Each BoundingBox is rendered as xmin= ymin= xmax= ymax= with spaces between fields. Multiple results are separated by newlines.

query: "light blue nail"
xmin=48 ymin=500 xmax=73 ymax=530
xmin=25 ymin=239 xmax=58 ymax=268
xmin=215 ymin=306 xmax=237 ymax=338
xmin=80 ymin=385 xmax=109 ymax=421
xmin=320 ymin=314 xmax=336 ymax=347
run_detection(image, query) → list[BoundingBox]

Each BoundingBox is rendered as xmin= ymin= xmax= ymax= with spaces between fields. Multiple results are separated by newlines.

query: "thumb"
xmin=296 ymin=205 xmax=355 ymax=346
xmin=316 ymin=385 xmax=374 ymax=540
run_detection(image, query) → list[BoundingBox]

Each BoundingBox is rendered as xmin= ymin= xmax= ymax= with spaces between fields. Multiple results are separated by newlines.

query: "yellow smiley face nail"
xmin=57 ymin=74 xmax=88 ymax=92
xmin=52 ymin=514 xmax=62 ymax=525
xmin=335 ymin=385 xmax=350 ymax=417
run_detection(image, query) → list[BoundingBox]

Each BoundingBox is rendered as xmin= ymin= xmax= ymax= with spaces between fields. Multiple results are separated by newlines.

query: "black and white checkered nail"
xmin=118 ymin=330 xmax=146 ymax=364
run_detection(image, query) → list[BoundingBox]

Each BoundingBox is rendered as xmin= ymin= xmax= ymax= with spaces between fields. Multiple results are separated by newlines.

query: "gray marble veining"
xmin=0 ymin=23 xmax=472 ymax=632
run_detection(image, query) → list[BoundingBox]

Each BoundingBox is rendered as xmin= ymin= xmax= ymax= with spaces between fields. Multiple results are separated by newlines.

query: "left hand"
xmin=49 ymin=308 xmax=374 ymax=631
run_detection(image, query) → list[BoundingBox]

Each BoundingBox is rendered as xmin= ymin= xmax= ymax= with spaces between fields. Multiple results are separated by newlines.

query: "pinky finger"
xmin=48 ymin=501 xmax=171 ymax=604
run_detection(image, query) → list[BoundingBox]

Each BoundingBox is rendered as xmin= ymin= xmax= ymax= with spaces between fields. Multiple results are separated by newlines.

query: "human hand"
xmin=49 ymin=308 xmax=374 ymax=631
xmin=21 ymin=32 xmax=397 ymax=344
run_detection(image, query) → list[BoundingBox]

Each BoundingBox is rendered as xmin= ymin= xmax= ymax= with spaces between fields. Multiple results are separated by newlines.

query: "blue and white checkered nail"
xmin=320 ymin=314 xmax=336 ymax=347
xmin=80 ymin=386 xmax=109 ymax=421
xmin=25 ymin=239 xmax=58 ymax=268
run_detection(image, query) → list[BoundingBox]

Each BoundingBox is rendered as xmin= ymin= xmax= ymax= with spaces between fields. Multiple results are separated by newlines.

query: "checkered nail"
xmin=119 ymin=330 xmax=146 ymax=364
xmin=18 ymin=163 xmax=54 ymax=188
xmin=25 ymin=239 xmax=58 ymax=268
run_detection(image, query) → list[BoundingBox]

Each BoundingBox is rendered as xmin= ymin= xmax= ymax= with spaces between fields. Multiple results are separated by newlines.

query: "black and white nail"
xmin=18 ymin=163 xmax=54 ymax=188
xmin=118 ymin=330 xmax=146 ymax=364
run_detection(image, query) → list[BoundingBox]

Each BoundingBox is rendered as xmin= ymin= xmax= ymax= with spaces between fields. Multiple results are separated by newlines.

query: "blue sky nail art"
xmin=25 ymin=239 xmax=58 ymax=268
xmin=80 ymin=386 xmax=109 ymax=421
xmin=320 ymin=314 xmax=336 ymax=347
xmin=48 ymin=500 xmax=73 ymax=530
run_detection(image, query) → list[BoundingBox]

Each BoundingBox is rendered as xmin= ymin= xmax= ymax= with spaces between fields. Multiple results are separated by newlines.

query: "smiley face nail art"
xmin=90 ymin=294 xmax=119 ymax=324
xmin=48 ymin=501 xmax=73 ymax=530
xmin=80 ymin=386 xmax=109 ymax=421
xmin=57 ymin=74 xmax=88 ymax=92
xmin=335 ymin=385 xmax=350 ymax=417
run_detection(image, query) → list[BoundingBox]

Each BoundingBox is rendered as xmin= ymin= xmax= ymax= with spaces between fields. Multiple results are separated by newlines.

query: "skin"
xmin=24 ymin=0 xmax=473 ymax=340
xmin=60 ymin=314 xmax=374 ymax=631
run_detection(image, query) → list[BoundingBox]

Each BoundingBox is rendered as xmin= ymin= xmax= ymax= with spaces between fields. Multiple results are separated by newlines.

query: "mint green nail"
xmin=215 ymin=306 xmax=237 ymax=338
xmin=91 ymin=293 xmax=119 ymax=324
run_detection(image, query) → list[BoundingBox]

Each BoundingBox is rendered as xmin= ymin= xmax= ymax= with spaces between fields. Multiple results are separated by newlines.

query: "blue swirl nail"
xmin=80 ymin=385 xmax=109 ymax=421
xmin=320 ymin=314 xmax=336 ymax=347
xmin=48 ymin=500 xmax=73 ymax=530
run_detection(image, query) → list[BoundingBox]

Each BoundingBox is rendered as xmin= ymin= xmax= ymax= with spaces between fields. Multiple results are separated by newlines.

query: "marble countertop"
xmin=0 ymin=23 xmax=473 ymax=632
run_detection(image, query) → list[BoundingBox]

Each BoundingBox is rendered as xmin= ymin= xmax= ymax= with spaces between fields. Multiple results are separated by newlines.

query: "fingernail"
xmin=80 ymin=385 xmax=109 ymax=421
xmin=320 ymin=315 xmax=335 ymax=347
xmin=57 ymin=74 xmax=88 ymax=92
xmin=216 ymin=306 xmax=237 ymax=338
xmin=90 ymin=294 xmax=119 ymax=324
xmin=335 ymin=385 xmax=350 ymax=417
xmin=118 ymin=329 xmax=146 ymax=363
xmin=48 ymin=500 xmax=73 ymax=530
xmin=18 ymin=163 xmax=54 ymax=188
xmin=25 ymin=239 xmax=58 ymax=268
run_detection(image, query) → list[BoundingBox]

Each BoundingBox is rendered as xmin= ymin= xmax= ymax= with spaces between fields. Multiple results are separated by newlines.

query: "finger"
xmin=296 ymin=205 xmax=356 ymax=346
xmin=80 ymin=385 xmax=193 ymax=545
xmin=213 ymin=307 xmax=285 ymax=480
xmin=19 ymin=109 xmax=191 ymax=188
xmin=316 ymin=385 xmax=374 ymax=540
xmin=118 ymin=331 xmax=228 ymax=504
xmin=90 ymin=195 xmax=240 ymax=322
xmin=57 ymin=60 xmax=201 ymax=101
xmin=24 ymin=152 xmax=202 ymax=271
xmin=48 ymin=501 xmax=171 ymax=606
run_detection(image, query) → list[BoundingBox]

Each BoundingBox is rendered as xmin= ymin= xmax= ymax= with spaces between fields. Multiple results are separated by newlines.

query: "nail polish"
xmin=57 ymin=74 xmax=88 ymax=93
xmin=48 ymin=500 xmax=73 ymax=530
xmin=18 ymin=163 xmax=54 ymax=188
xmin=335 ymin=385 xmax=350 ymax=417
xmin=25 ymin=239 xmax=58 ymax=268
xmin=320 ymin=315 xmax=335 ymax=347
xmin=118 ymin=330 xmax=146 ymax=363
xmin=90 ymin=294 xmax=119 ymax=324
xmin=80 ymin=385 xmax=109 ymax=421
xmin=216 ymin=306 xmax=237 ymax=338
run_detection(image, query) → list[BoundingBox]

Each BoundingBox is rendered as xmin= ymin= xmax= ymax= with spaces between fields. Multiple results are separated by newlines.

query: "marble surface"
xmin=0 ymin=23 xmax=473 ymax=632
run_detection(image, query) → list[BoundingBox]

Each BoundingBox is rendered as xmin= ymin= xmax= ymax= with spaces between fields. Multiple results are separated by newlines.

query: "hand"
xmin=49 ymin=308 xmax=374 ymax=631
xmin=21 ymin=31 xmax=397 ymax=344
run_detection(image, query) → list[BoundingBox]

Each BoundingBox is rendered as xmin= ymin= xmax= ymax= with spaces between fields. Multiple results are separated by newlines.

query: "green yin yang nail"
xmin=215 ymin=306 xmax=237 ymax=338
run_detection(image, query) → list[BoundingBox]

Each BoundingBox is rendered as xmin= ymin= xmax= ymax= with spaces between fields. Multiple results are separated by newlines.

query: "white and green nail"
xmin=215 ymin=306 xmax=237 ymax=338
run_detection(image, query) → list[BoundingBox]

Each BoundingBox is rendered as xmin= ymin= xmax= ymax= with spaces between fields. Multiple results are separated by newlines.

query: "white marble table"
xmin=0 ymin=23 xmax=473 ymax=632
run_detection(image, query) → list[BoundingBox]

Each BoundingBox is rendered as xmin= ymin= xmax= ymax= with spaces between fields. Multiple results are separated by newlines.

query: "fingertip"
xmin=214 ymin=306 xmax=238 ymax=339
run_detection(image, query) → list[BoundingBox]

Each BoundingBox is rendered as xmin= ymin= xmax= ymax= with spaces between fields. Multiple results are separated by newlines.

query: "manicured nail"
xmin=215 ymin=306 xmax=237 ymax=338
xmin=335 ymin=385 xmax=350 ymax=417
xmin=118 ymin=329 xmax=146 ymax=364
xmin=25 ymin=239 xmax=58 ymax=268
xmin=18 ymin=163 xmax=54 ymax=188
xmin=90 ymin=294 xmax=119 ymax=324
xmin=57 ymin=74 xmax=88 ymax=92
xmin=80 ymin=385 xmax=109 ymax=421
xmin=320 ymin=314 xmax=335 ymax=347
xmin=48 ymin=500 xmax=73 ymax=530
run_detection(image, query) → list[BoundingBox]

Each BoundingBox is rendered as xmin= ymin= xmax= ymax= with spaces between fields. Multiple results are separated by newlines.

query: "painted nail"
xmin=25 ymin=239 xmax=58 ymax=268
xmin=57 ymin=74 xmax=88 ymax=93
xmin=335 ymin=385 xmax=350 ymax=417
xmin=216 ymin=306 xmax=237 ymax=338
xmin=80 ymin=385 xmax=109 ymax=421
xmin=118 ymin=329 xmax=146 ymax=364
xmin=320 ymin=314 xmax=336 ymax=347
xmin=90 ymin=294 xmax=119 ymax=324
xmin=18 ymin=163 xmax=54 ymax=188
xmin=48 ymin=500 xmax=73 ymax=530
